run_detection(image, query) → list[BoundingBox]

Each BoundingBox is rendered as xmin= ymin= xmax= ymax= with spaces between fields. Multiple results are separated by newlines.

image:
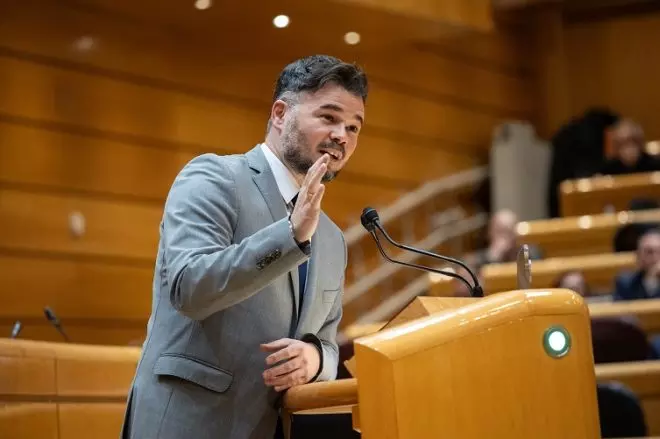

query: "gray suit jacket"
xmin=120 ymin=145 xmax=346 ymax=439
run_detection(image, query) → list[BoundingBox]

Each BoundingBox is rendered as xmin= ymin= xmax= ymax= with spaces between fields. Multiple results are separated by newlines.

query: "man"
xmin=601 ymin=119 xmax=660 ymax=176
xmin=614 ymin=228 xmax=660 ymax=301
xmin=469 ymin=209 xmax=542 ymax=270
xmin=120 ymin=55 xmax=368 ymax=439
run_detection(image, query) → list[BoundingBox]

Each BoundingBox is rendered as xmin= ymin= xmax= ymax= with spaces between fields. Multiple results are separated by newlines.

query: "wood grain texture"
xmin=596 ymin=360 xmax=660 ymax=436
xmin=560 ymin=172 xmax=660 ymax=216
xmin=516 ymin=209 xmax=660 ymax=258
xmin=0 ymin=403 xmax=58 ymax=439
xmin=0 ymin=255 xmax=153 ymax=320
xmin=565 ymin=12 xmax=660 ymax=143
xmin=478 ymin=252 xmax=636 ymax=295
xmin=352 ymin=290 xmax=600 ymax=439
xmin=0 ymin=187 xmax=162 ymax=261
xmin=0 ymin=0 xmax=531 ymax=345
xmin=58 ymin=403 xmax=127 ymax=439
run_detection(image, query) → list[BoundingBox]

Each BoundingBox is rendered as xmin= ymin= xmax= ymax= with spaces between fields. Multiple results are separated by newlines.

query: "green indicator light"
xmin=543 ymin=325 xmax=571 ymax=358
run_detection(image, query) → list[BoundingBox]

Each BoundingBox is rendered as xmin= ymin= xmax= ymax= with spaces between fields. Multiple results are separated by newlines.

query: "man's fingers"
xmin=266 ymin=368 xmax=307 ymax=391
xmin=311 ymin=184 xmax=325 ymax=209
xmin=265 ymin=344 xmax=303 ymax=366
xmin=305 ymin=162 xmax=327 ymax=193
xmin=263 ymin=356 xmax=303 ymax=380
xmin=300 ymin=154 xmax=329 ymax=190
xmin=260 ymin=338 xmax=294 ymax=353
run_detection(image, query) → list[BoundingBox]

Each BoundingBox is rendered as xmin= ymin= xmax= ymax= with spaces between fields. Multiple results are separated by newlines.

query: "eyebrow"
xmin=320 ymin=103 xmax=364 ymax=126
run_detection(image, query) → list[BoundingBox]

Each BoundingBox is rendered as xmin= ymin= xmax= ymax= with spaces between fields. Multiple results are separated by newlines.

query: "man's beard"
xmin=282 ymin=117 xmax=340 ymax=183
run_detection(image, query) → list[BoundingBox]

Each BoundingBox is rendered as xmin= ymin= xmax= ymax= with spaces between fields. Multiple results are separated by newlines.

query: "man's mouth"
xmin=320 ymin=148 xmax=343 ymax=161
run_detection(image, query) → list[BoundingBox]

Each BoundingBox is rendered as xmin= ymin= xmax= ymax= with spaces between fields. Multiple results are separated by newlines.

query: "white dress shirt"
xmin=260 ymin=143 xmax=300 ymax=206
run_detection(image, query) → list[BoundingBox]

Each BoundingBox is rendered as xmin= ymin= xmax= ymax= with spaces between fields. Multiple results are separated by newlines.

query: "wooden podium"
xmin=284 ymin=288 xmax=601 ymax=438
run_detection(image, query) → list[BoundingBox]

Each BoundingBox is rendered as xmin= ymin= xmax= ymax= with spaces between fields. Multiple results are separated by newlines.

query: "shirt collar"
xmin=260 ymin=143 xmax=300 ymax=205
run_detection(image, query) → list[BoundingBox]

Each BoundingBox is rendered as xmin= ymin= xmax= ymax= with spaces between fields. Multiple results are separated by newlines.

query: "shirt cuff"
xmin=301 ymin=333 xmax=324 ymax=382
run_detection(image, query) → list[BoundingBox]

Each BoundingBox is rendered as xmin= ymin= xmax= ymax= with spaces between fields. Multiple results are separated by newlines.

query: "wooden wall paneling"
xmin=0 ymin=322 xmax=146 ymax=346
xmin=0 ymin=355 xmax=56 ymax=396
xmin=0 ymin=119 xmax=195 ymax=201
xmin=364 ymin=85 xmax=504 ymax=150
xmin=0 ymin=122 xmax=403 ymax=229
xmin=0 ymin=187 xmax=162 ymax=260
xmin=58 ymin=403 xmax=128 ymax=439
xmin=0 ymin=53 xmax=496 ymax=159
xmin=0 ymin=403 xmax=59 ymax=439
xmin=0 ymin=255 xmax=153 ymax=321
xmin=361 ymin=53 xmax=531 ymax=116
xmin=0 ymin=110 xmax=470 ymax=202
xmin=0 ymin=1 xmax=530 ymax=121
xmin=565 ymin=13 xmax=660 ymax=142
xmin=56 ymin=357 xmax=137 ymax=398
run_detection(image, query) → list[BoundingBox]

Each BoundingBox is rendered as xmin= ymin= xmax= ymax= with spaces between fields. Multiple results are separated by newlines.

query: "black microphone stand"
xmin=368 ymin=230 xmax=476 ymax=294
xmin=372 ymin=221 xmax=483 ymax=297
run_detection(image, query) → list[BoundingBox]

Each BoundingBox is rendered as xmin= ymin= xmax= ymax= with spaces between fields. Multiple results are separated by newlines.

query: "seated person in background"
xmin=469 ymin=209 xmax=542 ymax=269
xmin=601 ymin=119 xmax=660 ymax=176
xmin=614 ymin=228 xmax=660 ymax=301
xmin=613 ymin=198 xmax=660 ymax=252
xmin=553 ymin=270 xmax=589 ymax=297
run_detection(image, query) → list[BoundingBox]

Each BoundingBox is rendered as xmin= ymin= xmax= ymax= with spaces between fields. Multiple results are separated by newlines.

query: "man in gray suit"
xmin=120 ymin=55 xmax=368 ymax=439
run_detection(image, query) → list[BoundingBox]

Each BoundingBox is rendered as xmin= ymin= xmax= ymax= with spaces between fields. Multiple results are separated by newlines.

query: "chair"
xmin=597 ymin=381 xmax=647 ymax=438
xmin=591 ymin=317 xmax=653 ymax=363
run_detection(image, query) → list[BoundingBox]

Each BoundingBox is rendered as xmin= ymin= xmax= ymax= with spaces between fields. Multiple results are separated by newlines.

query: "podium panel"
xmin=285 ymin=289 xmax=601 ymax=439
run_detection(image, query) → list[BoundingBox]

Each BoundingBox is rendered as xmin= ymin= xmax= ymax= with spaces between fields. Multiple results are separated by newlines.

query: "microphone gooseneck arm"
xmin=373 ymin=221 xmax=482 ymax=294
xmin=44 ymin=307 xmax=70 ymax=342
xmin=370 ymin=231 xmax=475 ymax=294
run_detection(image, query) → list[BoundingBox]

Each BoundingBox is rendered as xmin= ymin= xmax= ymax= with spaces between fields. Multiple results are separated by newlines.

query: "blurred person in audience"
xmin=613 ymin=199 xmax=660 ymax=252
xmin=601 ymin=119 xmax=660 ymax=176
xmin=469 ymin=209 xmax=542 ymax=269
xmin=614 ymin=228 xmax=660 ymax=301
xmin=553 ymin=271 xmax=589 ymax=297
xmin=120 ymin=55 xmax=368 ymax=439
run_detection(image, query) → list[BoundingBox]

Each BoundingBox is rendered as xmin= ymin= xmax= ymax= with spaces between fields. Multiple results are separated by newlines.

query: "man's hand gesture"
xmin=261 ymin=338 xmax=321 ymax=392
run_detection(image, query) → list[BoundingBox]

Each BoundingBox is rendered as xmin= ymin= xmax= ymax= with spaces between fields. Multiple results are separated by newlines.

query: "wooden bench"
xmin=0 ymin=338 xmax=139 ymax=439
xmin=596 ymin=360 xmax=660 ymax=436
xmin=478 ymin=252 xmax=635 ymax=295
xmin=589 ymin=298 xmax=660 ymax=335
xmin=561 ymin=171 xmax=660 ymax=216
xmin=516 ymin=209 xmax=660 ymax=258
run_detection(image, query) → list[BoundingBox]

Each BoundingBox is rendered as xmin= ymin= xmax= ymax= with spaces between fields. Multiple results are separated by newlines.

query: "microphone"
xmin=10 ymin=321 xmax=22 ymax=338
xmin=44 ymin=306 xmax=70 ymax=342
xmin=360 ymin=207 xmax=484 ymax=298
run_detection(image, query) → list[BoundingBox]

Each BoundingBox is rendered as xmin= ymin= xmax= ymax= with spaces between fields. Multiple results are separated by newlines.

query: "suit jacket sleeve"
xmin=612 ymin=274 xmax=629 ymax=301
xmin=163 ymin=154 xmax=308 ymax=320
xmin=302 ymin=231 xmax=346 ymax=382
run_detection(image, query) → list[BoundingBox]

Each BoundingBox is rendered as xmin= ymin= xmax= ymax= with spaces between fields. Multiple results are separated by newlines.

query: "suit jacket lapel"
xmin=246 ymin=146 xmax=300 ymax=318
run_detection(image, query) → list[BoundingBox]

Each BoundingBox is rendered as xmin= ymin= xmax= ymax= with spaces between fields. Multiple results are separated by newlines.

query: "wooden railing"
xmin=516 ymin=209 xmax=660 ymax=258
xmin=340 ymin=166 xmax=488 ymax=328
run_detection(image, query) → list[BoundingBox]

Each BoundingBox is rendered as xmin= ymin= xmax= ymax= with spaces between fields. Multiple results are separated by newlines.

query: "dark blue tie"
xmin=290 ymin=195 xmax=308 ymax=310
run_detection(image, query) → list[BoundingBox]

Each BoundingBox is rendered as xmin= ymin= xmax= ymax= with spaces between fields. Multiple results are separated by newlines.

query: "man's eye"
xmin=322 ymin=115 xmax=335 ymax=122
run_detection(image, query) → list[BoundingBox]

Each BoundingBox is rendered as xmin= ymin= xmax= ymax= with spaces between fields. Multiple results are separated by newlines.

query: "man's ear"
xmin=270 ymin=99 xmax=289 ymax=133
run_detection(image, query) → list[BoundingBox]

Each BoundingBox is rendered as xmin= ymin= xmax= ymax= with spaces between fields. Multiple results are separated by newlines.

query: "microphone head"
xmin=360 ymin=207 xmax=380 ymax=232
xmin=44 ymin=306 xmax=59 ymax=324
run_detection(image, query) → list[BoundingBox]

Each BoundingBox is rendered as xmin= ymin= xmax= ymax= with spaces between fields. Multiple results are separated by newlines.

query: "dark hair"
xmin=272 ymin=55 xmax=368 ymax=104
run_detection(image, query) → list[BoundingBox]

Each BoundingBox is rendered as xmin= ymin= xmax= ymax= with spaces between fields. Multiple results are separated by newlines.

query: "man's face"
xmin=638 ymin=232 xmax=660 ymax=271
xmin=279 ymin=83 xmax=365 ymax=182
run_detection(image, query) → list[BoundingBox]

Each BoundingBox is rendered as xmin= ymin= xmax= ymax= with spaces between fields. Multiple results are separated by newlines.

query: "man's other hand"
xmin=260 ymin=338 xmax=320 ymax=392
